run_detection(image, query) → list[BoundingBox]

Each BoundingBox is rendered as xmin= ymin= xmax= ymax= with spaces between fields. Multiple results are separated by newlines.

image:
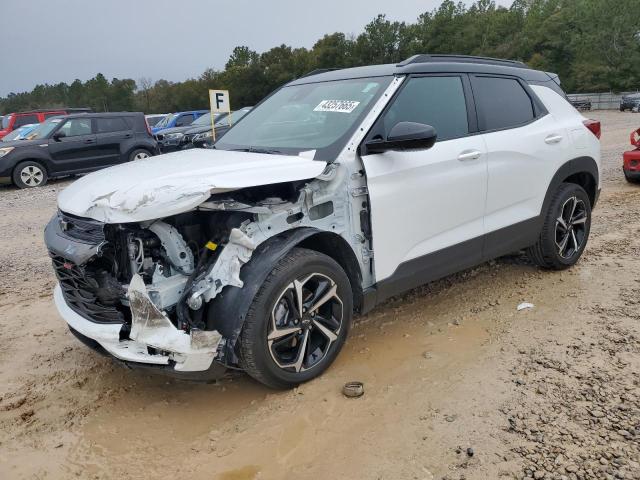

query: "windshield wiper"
xmin=230 ymin=147 xmax=282 ymax=155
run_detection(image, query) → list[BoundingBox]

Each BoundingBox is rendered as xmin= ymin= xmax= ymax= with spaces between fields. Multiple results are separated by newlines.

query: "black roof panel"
xmin=289 ymin=55 xmax=554 ymax=86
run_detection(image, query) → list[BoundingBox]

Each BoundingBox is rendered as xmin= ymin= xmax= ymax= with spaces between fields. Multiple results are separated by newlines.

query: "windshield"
xmin=154 ymin=113 xmax=175 ymax=128
xmin=215 ymin=108 xmax=251 ymax=128
xmin=146 ymin=115 xmax=164 ymax=127
xmin=216 ymin=77 xmax=392 ymax=160
xmin=2 ymin=125 xmax=33 ymax=141
xmin=27 ymin=117 xmax=64 ymax=139
xmin=192 ymin=112 xmax=214 ymax=126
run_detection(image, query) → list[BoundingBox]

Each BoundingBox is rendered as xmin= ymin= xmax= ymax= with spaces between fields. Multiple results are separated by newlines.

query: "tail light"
xmin=583 ymin=119 xmax=601 ymax=139
xmin=145 ymin=119 xmax=152 ymax=136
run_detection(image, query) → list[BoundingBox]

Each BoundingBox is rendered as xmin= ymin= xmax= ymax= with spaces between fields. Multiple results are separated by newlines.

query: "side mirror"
xmin=365 ymin=122 xmax=437 ymax=154
xmin=52 ymin=131 xmax=66 ymax=141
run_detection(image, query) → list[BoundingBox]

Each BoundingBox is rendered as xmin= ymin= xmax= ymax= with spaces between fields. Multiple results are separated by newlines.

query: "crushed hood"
xmin=57 ymin=149 xmax=327 ymax=223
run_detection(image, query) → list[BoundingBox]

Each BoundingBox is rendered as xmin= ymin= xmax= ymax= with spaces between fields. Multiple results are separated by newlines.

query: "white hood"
xmin=57 ymin=149 xmax=327 ymax=223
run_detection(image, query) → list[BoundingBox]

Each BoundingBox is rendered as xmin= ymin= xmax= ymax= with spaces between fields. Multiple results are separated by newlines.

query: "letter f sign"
xmin=209 ymin=90 xmax=230 ymax=114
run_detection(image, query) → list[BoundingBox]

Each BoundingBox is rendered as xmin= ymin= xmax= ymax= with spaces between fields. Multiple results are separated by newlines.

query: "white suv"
xmin=45 ymin=55 xmax=601 ymax=388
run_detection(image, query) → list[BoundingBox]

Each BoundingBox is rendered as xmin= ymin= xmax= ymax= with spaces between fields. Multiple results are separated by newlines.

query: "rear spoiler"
xmin=546 ymin=72 xmax=561 ymax=86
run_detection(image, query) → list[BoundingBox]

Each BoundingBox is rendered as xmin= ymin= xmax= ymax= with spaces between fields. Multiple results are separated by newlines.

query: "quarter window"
xmin=382 ymin=76 xmax=469 ymax=142
xmin=472 ymin=76 xmax=535 ymax=131
xmin=96 ymin=117 xmax=128 ymax=133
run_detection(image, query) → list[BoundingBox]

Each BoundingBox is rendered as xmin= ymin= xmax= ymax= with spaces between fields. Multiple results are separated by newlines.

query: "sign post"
xmin=208 ymin=89 xmax=231 ymax=143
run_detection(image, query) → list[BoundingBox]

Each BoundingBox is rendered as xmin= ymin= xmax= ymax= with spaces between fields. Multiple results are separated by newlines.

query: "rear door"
xmin=471 ymin=75 xmax=568 ymax=256
xmin=47 ymin=117 xmax=100 ymax=174
xmin=95 ymin=116 xmax=133 ymax=165
xmin=362 ymin=74 xmax=488 ymax=286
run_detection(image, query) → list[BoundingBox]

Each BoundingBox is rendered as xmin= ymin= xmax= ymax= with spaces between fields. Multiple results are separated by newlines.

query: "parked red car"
xmin=623 ymin=128 xmax=640 ymax=182
xmin=0 ymin=108 xmax=91 ymax=139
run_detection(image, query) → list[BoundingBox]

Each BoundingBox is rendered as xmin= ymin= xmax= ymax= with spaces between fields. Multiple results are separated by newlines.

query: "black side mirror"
xmin=365 ymin=121 xmax=437 ymax=154
xmin=52 ymin=131 xmax=66 ymax=141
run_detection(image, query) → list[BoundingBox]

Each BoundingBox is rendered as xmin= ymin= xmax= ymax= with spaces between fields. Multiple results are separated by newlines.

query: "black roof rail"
xmin=397 ymin=54 xmax=529 ymax=69
xmin=300 ymin=68 xmax=338 ymax=78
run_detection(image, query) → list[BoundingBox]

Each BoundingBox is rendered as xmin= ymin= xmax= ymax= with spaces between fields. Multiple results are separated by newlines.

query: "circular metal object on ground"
xmin=342 ymin=381 xmax=364 ymax=398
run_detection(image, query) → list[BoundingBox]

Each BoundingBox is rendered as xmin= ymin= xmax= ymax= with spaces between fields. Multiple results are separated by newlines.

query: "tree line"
xmin=1 ymin=0 xmax=639 ymax=115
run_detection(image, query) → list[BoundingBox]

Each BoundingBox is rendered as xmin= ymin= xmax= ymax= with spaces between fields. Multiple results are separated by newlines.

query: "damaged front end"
xmin=45 ymin=203 xmax=263 ymax=377
xmin=44 ymin=156 xmax=356 ymax=379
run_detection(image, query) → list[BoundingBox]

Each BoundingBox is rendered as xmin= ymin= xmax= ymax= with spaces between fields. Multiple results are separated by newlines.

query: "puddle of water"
xmin=217 ymin=465 xmax=261 ymax=480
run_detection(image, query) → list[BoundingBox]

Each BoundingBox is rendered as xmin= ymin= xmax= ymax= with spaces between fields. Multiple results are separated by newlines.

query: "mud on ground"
xmin=1 ymin=110 xmax=639 ymax=480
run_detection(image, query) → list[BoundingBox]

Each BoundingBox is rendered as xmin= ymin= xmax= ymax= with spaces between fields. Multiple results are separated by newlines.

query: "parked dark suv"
xmin=620 ymin=93 xmax=640 ymax=112
xmin=0 ymin=108 xmax=92 ymax=139
xmin=0 ymin=112 xmax=157 ymax=188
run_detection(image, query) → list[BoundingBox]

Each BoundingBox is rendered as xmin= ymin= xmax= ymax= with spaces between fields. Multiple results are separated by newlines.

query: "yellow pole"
xmin=210 ymin=110 xmax=216 ymax=143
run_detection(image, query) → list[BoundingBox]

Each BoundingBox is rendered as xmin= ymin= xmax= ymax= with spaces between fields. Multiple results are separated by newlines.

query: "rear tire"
xmin=12 ymin=161 xmax=48 ymax=188
xmin=239 ymin=248 xmax=353 ymax=389
xmin=527 ymin=183 xmax=591 ymax=270
xmin=129 ymin=149 xmax=152 ymax=162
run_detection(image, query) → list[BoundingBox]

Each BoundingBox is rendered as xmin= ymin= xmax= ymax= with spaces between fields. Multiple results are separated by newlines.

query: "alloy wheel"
xmin=268 ymin=273 xmax=343 ymax=373
xmin=555 ymin=196 xmax=588 ymax=259
xmin=134 ymin=152 xmax=150 ymax=160
xmin=20 ymin=165 xmax=44 ymax=187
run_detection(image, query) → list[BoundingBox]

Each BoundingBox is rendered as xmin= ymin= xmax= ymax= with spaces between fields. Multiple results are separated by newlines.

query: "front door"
xmin=48 ymin=117 xmax=99 ymax=174
xmin=361 ymin=75 xmax=488 ymax=289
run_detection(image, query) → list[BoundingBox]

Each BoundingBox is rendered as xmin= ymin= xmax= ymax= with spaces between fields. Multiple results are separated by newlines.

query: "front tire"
xmin=527 ymin=183 xmax=591 ymax=270
xmin=239 ymin=248 xmax=353 ymax=389
xmin=13 ymin=161 xmax=48 ymax=188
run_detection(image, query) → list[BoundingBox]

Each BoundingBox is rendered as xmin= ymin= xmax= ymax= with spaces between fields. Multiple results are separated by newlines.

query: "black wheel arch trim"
xmin=541 ymin=156 xmax=599 ymax=212
xmin=206 ymin=227 xmax=330 ymax=363
xmin=9 ymin=153 xmax=52 ymax=175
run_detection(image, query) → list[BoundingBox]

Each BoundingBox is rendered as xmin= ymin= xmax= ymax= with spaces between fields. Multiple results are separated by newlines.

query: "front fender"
xmin=205 ymin=227 xmax=321 ymax=359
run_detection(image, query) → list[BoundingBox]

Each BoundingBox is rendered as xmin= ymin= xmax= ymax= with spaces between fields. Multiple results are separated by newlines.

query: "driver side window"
xmin=59 ymin=118 xmax=92 ymax=137
xmin=382 ymin=76 xmax=469 ymax=142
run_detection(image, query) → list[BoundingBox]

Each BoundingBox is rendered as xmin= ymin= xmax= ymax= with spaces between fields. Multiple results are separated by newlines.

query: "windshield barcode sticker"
xmin=314 ymin=100 xmax=360 ymax=113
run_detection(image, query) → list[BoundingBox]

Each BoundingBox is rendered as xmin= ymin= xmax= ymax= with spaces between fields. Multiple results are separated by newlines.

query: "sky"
xmin=0 ymin=0 xmax=511 ymax=97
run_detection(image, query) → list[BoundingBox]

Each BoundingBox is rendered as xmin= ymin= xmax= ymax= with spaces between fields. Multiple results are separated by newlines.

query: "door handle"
xmin=84 ymin=139 xmax=96 ymax=144
xmin=545 ymin=134 xmax=563 ymax=145
xmin=124 ymin=133 xmax=133 ymax=139
xmin=457 ymin=150 xmax=482 ymax=161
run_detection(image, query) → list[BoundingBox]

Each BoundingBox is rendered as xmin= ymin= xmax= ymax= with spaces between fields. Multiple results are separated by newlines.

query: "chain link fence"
xmin=567 ymin=91 xmax=640 ymax=110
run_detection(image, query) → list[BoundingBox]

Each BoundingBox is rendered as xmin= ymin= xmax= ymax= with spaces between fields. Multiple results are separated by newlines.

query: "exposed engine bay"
xmin=45 ymin=162 xmax=369 ymax=375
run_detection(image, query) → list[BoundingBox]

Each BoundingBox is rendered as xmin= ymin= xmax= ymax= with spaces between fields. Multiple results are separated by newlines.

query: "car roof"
xmin=9 ymin=108 xmax=91 ymax=115
xmin=288 ymin=54 xmax=555 ymax=86
xmin=64 ymin=112 xmax=144 ymax=119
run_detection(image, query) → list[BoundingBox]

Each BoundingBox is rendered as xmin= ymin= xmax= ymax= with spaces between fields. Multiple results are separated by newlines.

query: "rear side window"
xmin=96 ymin=117 xmax=128 ymax=133
xmin=472 ymin=76 xmax=535 ymax=131
xmin=382 ymin=76 xmax=469 ymax=141
xmin=14 ymin=114 xmax=39 ymax=128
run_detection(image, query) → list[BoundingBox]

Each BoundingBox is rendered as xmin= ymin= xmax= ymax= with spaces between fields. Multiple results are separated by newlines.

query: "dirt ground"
xmin=1 ymin=110 xmax=639 ymax=480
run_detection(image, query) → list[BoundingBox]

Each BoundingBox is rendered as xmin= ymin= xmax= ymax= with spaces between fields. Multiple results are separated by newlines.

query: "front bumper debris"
xmin=53 ymin=281 xmax=224 ymax=376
